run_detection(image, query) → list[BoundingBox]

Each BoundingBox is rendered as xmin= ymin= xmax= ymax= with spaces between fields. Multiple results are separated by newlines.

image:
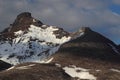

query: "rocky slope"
xmin=50 ymin=27 xmax=120 ymax=80
xmin=0 ymin=12 xmax=71 ymax=65
xmin=56 ymin=27 xmax=120 ymax=61
xmin=118 ymin=45 xmax=120 ymax=50
xmin=0 ymin=63 xmax=72 ymax=80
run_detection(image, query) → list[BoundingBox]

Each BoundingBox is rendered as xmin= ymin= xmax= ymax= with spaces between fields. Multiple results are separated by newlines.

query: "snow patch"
xmin=6 ymin=64 xmax=36 ymax=70
xmin=108 ymin=43 xmax=120 ymax=54
xmin=75 ymin=32 xmax=84 ymax=39
xmin=110 ymin=68 xmax=120 ymax=73
xmin=28 ymin=64 xmax=36 ymax=67
xmin=16 ymin=64 xmax=36 ymax=70
xmin=6 ymin=66 xmax=15 ymax=71
xmin=71 ymin=31 xmax=84 ymax=40
xmin=16 ymin=66 xmax=30 ymax=70
xmin=55 ymin=63 xmax=61 ymax=67
xmin=63 ymin=65 xmax=96 ymax=80
xmin=14 ymin=30 xmax=23 ymax=36
xmin=39 ymin=57 xmax=54 ymax=64
xmin=96 ymin=70 xmax=101 ymax=72
xmin=42 ymin=25 xmax=47 ymax=28
xmin=26 ymin=25 xmax=71 ymax=44
xmin=33 ymin=19 xmax=36 ymax=22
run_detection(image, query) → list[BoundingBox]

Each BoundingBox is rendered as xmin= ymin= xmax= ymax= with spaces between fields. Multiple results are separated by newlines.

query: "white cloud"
xmin=112 ymin=0 xmax=120 ymax=4
xmin=0 ymin=0 xmax=120 ymax=44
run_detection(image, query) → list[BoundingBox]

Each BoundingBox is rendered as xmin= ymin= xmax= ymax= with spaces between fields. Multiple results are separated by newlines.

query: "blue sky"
xmin=0 ymin=0 xmax=120 ymax=44
xmin=110 ymin=5 xmax=120 ymax=14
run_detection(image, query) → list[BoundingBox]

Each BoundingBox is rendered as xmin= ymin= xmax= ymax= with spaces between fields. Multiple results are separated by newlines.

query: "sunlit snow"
xmin=0 ymin=24 xmax=71 ymax=65
xmin=63 ymin=65 xmax=97 ymax=80
xmin=16 ymin=64 xmax=36 ymax=70
xmin=110 ymin=68 xmax=120 ymax=73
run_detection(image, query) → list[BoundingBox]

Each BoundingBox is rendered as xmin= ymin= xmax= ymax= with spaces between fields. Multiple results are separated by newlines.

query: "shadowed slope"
xmin=0 ymin=60 xmax=12 ymax=71
xmin=50 ymin=27 xmax=120 ymax=80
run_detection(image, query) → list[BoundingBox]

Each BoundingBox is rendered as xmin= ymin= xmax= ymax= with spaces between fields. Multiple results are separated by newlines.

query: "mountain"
xmin=50 ymin=27 xmax=120 ymax=80
xmin=0 ymin=12 xmax=120 ymax=80
xmin=53 ymin=27 xmax=120 ymax=61
xmin=51 ymin=27 xmax=120 ymax=64
xmin=0 ymin=12 xmax=71 ymax=65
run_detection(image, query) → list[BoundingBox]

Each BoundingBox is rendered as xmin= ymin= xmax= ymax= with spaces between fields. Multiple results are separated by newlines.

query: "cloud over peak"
xmin=0 ymin=0 xmax=120 ymax=44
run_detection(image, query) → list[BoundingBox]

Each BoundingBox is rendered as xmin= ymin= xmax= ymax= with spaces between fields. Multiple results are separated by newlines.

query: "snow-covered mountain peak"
xmin=0 ymin=12 xmax=71 ymax=65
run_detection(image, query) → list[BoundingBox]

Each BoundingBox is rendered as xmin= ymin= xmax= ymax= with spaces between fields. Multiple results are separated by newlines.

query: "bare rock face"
xmin=2 ymin=12 xmax=43 ymax=33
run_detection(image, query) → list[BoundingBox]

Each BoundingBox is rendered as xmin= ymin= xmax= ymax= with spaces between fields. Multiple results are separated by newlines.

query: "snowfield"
xmin=63 ymin=65 xmax=97 ymax=80
xmin=0 ymin=24 xmax=71 ymax=65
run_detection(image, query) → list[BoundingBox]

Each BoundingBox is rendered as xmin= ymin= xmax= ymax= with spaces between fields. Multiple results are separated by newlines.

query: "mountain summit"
xmin=2 ymin=12 xmax=43 ymax=33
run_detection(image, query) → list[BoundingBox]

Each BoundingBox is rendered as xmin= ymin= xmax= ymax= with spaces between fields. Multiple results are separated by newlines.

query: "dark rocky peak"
xmin=79 ymin=27 xmax=92 ymax=33
xmin=13 ymin=12 xmax=43 ymax=26
xmin=3 ymin=12 xmax=43 ymax=32
xmin=71 ymin=27 xmax=115 ymax=44
xmin=12 ymin=12 xmax=32 ymax=26
xmin=17 ymin=12 xmax=31 ymax=18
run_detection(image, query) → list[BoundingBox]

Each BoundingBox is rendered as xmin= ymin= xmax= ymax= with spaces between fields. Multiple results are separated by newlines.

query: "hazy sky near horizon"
xmin=0 ymin=0 xmax=120 ymax=44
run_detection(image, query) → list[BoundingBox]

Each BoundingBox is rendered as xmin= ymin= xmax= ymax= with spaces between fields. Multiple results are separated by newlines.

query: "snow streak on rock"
xmin=110 ymin=68 xmax=120 ymax=73
xmin=108 ymin=43 xmax=120 ymax=54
